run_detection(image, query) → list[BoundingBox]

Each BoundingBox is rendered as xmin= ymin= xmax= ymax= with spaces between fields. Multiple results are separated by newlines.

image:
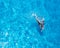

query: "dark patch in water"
xmin=36 ymin=25 xmax=43 ymax=36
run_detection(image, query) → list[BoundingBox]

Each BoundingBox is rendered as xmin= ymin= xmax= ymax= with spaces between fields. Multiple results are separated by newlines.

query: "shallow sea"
xmin=0 ymin=0 xmax=60 ymax=48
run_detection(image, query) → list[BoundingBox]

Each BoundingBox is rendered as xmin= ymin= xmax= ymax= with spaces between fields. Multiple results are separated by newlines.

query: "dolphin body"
xmin=36 ymin=17 xmax=44 ymax=32
xmin=32 ymin=13 xmax=44 ymax=32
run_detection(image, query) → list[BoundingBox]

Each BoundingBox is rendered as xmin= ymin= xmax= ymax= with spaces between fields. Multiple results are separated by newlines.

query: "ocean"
xmin=0 ymin=0 xmax=60 ymax=48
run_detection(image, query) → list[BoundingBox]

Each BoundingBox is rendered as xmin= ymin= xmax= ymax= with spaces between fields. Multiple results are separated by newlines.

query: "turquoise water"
xmin=0 ymin=0 xmax=60 ymax=48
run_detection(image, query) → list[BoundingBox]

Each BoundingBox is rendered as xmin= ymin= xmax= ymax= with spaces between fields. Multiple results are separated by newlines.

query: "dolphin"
xmin=32 ymin=13 xmax=44 ymax=31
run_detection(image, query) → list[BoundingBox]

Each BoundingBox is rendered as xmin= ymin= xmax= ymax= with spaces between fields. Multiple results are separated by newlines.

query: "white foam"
xmin=32 ymin=13 xmax=37 ymax=17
